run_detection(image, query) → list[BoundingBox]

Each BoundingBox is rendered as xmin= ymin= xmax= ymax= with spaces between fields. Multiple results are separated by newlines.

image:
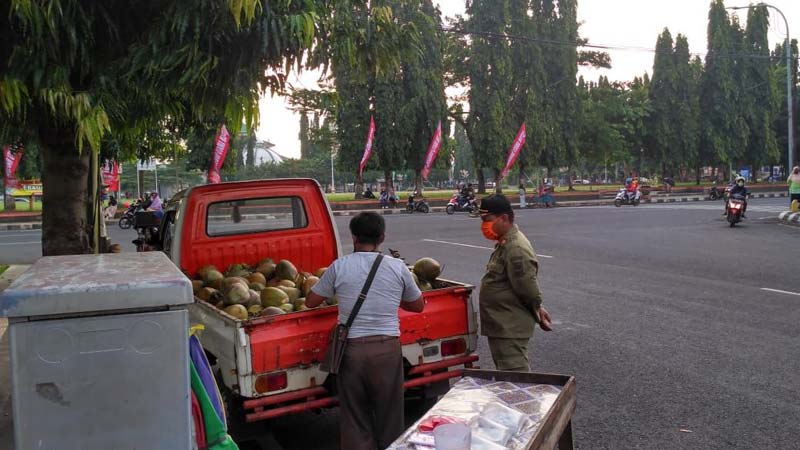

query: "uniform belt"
xmin=348 ymin=335 xmax=399 ymax=343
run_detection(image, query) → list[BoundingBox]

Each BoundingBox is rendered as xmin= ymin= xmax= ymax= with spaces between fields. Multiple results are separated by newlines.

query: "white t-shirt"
xmin=311 ymin=252 xmax=422 ymax=338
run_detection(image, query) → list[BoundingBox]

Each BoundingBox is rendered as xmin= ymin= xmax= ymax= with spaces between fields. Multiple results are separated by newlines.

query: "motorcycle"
xmin=406 ymin=193 xmax=430 ymax=214
xmin=118 ymin=202 xmax=141 ymax=229
xmin=613 ymin=188 xmax=641 ymax=207
xmin=725 ymin=194 xmax=746 ymax=227
xmin=709 ymin=183 xmax=732 ymax=201
xmin=445 ymin=193 xmax=478 ymax=216
xmin=131 ymin=210 xmax=162 ymax=251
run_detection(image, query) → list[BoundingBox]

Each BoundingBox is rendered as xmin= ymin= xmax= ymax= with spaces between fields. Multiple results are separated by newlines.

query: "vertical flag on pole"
xmin=421 ymin=121 xmax=443 ymax=181
xmin=208 ymin=125 xmax=231 ymax=184
xmin=358 ymin=116 xmax=376 ymax=177
xmin=3 ymin=144 xmax=24 ymax=190
xmin=500 ymin=123 xmax=526 ymax=179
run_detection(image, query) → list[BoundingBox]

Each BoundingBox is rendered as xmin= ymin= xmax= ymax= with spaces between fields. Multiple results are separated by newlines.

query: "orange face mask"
xmin=481 ymin=219 xmax=499 ymax=240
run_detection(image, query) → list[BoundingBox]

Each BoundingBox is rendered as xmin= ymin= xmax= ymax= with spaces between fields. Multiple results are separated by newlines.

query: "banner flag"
xmin=208 ymin=125 xmax=231 ymax=184
xmin=358 ymin=116 xmax=376 ymax=177
xmin=421 ymin=121 xmax=443 ymax=181
xmin=500 ymin=123 xmax=526 ymax=179
xmin=3 ymin=144 xmax=23 ymax=190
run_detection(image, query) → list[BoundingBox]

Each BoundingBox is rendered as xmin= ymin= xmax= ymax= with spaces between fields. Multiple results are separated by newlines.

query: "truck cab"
xmin=155 ymin=179 xmax=478 ymax=424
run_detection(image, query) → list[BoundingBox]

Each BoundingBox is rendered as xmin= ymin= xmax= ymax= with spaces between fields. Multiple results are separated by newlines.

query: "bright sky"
xmin=257 ymin=0 xmax=799 ymax=159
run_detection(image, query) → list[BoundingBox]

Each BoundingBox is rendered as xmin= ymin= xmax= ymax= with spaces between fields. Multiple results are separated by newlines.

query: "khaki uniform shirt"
xmin=479 ymin=225 xmax=543 ymax=338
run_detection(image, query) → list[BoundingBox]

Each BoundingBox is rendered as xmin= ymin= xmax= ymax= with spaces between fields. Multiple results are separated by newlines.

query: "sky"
xmin=256 ymin=0 xmax=799 ymax=159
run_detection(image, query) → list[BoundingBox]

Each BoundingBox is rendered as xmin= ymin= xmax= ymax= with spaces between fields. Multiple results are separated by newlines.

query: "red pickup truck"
xmin=150 ymin=179 xmax=478 ymax=424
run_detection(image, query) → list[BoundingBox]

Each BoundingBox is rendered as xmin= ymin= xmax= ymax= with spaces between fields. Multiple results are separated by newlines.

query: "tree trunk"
xmin=40 ymin=128 xmax=92 ymax=256
xmin=518 ymin=160 xmax=526 ymax=187
xmin=3 ymin=175 xmax=15 ymax=211
xmin=383 ymin=169 xmax=393 ymax=191
xmin=477 ymin=168 xmax=486 ymax=194
xmin=414 ymin=170 xmax=423 ymax=194
xmin=567 ymin=165 xmax=574 ymax=191
xmin=696 ymin=165 xmax=701 ymax=185
xmin=493 ymin=168 xmax=502 ymax=194
xmin=355 ymin=172 xmax=363 ymax=199
xmin=137 ymin=168 xmax=145 ymax=197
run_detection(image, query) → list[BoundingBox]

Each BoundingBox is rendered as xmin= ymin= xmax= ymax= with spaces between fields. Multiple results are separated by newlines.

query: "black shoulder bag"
xmin=320 ymin=254 xmax=384 ymax=374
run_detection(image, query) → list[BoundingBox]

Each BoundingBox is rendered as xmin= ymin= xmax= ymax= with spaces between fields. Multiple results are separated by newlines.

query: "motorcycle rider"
xmin=723 ymin=176 xmax=749 ymax=218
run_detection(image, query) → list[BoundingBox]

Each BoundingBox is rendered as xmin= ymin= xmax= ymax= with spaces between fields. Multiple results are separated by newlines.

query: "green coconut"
xmin=249 ymin=282 xmax=266 ymax=292
xmin=418 ymin=281 xmax=433 ymax=292
xmin=302 ymin=276 xmax=320 ymax=297
xmin=215 ymin=300 xmax=226 ymax=309
xmin=261 ymin=287 xmax=289 ymax=307
xmin=278 ymin=279 xmax=296 ymax=288
xmin=226 ymin=263 xmax=251 ymax=278
xmin=197 ymin=287 xmax=217 ymax=302
xmin=222 ymin=277 xmax=249 ymax=291
xmin=256 ymin=261 xmax=276 ymax=279
xmin=198 ymin=265 xmax=218 ymax=278
xmin=224 ymin=283 xmax=250 ymax=306
xmin=247 ymin=304 xmax=264 ymax=316
xmin=263 ymin=306 xmax=286 ymax=316
xmin=314 ymin=267 xmax=327 ymax=278
xmin=247 ymin=272 xmax=267 ymax=286
xmin=292 ymin=297 xmax=307 ymax=308
xmin=279 ymin=303 xmax=295 ymax=313
xmin=224 ymin=304 xmax=249 ymax=320
xmin=191 ymin=280 xmax=204 ymax=294
xmin=278 ymin=286 xmax=301 ymax=303
xmin=297 ymin=304 xmax=310 ymax=311
xmin=203 ymin=269 xmax=224 ymax=287
xmin=294 ymin=272 xmax=309 ymax=290
xmin=413 ymin=257 xmax=442 ymax=283
xmin=275 ymin=260 xmax=298 ymax=281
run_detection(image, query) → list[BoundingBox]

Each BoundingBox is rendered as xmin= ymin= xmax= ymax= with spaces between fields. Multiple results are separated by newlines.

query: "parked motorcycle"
xmin=131 ymin=210 xmax=162 ymax=251
xmin=613 ymin=188 xmax=641 ymax=207
xmin=708 ymin=183 xmax=732 ymax=201
xmin=445 ymin=193 xmax=478 ymax=216
xmin=118 ymin=202 xmax=141 ymax=229
xmin=406 ymin=193 xmax=430 ymax=214
xmin=725 ymin=194 xmax=746 ymax=227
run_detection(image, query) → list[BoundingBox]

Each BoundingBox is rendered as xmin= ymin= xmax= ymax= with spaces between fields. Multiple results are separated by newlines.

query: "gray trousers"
xmin=337 ymin=336 xmax=404 ymax=450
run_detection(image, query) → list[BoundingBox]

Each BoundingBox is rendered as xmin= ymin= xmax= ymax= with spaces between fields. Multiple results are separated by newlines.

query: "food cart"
xmin=389 ymin=369 xmax=576 ymax=450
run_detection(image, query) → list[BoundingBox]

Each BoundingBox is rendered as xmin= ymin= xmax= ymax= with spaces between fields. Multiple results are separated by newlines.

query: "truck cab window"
xmin=206 ymin=197 xmax=308 ymax=237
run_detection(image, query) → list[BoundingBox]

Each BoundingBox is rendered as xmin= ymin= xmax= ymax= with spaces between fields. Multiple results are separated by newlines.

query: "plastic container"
xmin=433 ymin=423 xmax=471 ymax=450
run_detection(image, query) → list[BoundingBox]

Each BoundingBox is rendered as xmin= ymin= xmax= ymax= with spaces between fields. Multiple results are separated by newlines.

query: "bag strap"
xmin=344 ymin=254 xmax=384 ymax=329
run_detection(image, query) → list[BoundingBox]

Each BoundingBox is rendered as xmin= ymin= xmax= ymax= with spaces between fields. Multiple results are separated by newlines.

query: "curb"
xmin=778 ymin=211 xmax=800 ymax=227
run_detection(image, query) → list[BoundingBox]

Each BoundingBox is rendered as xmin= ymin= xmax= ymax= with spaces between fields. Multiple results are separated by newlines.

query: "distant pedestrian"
xmin=788 ymin=166 xmax=800 ymax=207
xmin=306 ymin=212 xmax=424 ymax=450
xmin=478 ymin=195 xmax=552 ymax=372
xmin=104 ymin=195 xmax=118 ymax=220
xmin=519 ymin=183 xmax=526 ymax=208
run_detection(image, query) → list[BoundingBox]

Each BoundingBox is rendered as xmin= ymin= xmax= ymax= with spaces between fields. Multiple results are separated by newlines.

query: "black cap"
xmin=479 ymin=194 xmax=513 ymax=216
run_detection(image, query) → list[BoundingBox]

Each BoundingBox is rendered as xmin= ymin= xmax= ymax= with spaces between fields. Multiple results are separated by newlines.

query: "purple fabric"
xmin=190 ymin=335 xmax=225 ymax=423
xmin=150 ymin=195 xmax=163 ymax=211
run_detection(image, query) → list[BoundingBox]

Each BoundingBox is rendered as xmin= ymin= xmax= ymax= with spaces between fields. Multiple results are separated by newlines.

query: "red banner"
xmin=208 ymin=125 xmax=231 ymax=184
xmin=421 ymin=121 xmax=442 ymax=181
xmin=3 ymin=144 xmax=23 ymax=190
xmin=102 ymin=160 xmax=121 ymax=192
xmin=358 ymin=116 xmax=376 ymax=177
xmin=500 ymin=123 xmax=526 ymax=179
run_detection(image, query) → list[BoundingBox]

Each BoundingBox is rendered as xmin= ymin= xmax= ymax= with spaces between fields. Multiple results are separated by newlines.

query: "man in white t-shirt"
xmin=307 ymin=212 xmax=424 ymax=450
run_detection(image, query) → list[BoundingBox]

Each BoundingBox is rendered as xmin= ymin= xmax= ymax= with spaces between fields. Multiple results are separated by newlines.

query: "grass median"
xmin=0 ymin=265 xmax=8 ymax=276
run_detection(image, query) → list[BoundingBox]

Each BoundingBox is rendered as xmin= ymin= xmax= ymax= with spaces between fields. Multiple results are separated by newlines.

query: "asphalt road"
xmin=0 ymin=226 xmax=138 ymax=264
xmin=1 ymin=196 xmax=798 ymax=450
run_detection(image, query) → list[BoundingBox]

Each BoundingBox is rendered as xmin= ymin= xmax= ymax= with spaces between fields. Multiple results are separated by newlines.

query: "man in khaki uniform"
xmin=478 ymin=194 xmax=552 ymax=371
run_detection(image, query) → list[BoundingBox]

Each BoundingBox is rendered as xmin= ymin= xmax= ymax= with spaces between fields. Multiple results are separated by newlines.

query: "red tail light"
xmin=441 ymin=338 xmax=467 ymax=356
xmin=255 ymin=371 xmax=288 ymax=393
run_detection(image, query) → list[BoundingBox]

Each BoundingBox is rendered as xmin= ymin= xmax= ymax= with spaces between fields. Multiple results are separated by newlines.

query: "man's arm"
xmin=306 ymin=291 xmax=327 ymax=308
xmin=307 ymin=263 xmax=336 ymax=308
xmin=400 ymin=295 xmax=424 ymax=313
xmin=506 ymin=247 xmax=552 ymax=331
xmin=399 ymin=268 xmax=424 ymax=313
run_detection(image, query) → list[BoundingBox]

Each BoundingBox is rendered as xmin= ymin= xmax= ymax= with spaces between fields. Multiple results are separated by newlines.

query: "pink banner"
xmin=421 ymin=121 xmax=442 ymax=181
xmin=208 ymin=125 xmax=231 ymax=184
xmin=102 ymin=160 xmax=120 ymax=192
xmin=4 ymin=144 xmax=23 ymax=190
xmin=358 ymin=116 xmax=376 ymax=177
xmin=500 ymin=123 xmax=526 ymax=179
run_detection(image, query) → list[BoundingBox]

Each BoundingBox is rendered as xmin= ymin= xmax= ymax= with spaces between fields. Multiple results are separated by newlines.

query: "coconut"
xmin=249 ymin=282 xmax=266 ymax=291
xmin=278 ymin=279 xmax=296 ymax=288
xmin=247 ymin=272 xmax=267 ymax=286
xmin=208 ymin=278 xmax=224 ymax=291
xmin=266 ymin=278 xmax=280 ymax=288
xmin=262 ymin=306 xmax=286 ymax=316
xmin=418 ymin=281 xmax=433 ymax=292
xmin=278 ymin=286 xmax=301 ymax=303
xmin=226 ymin=263 xmax=251 ymax=278
xmin=191 ymin=280 xmax=204 ymax=294
xmin=248 ymin=289 xmax=260 ymax=304
xmin=198 ymin=287 xmax=217 ymax=302
xmin=215 ymin=300 xmax=226 ymax=309
xmin=413 ymin=257 xmax=442 ymax=282
xmin=280 ymin=303 xmax=295 ymax=313
xmin=198 ymin=265 xmax=218 ymax=278
xmin=297 ymin=304 xmax=310 ymax=311
xmin=292 ymin=297 xmax=307 ymax=309
xmin=225 ymin=283 xmax=250 ymax=305
xmin=302 ymin=276 xmax=320 ymax=297
xmin=275 ymin=260 xmax=298 ymax=281
xmin=247 ymin=304 xmax=264 ymax=316
xmin=294 ymin=272 xmax=309 ymax=289
xmin=224 ymin=304 xmax=248 ymax=321
xmin=222 ymin=277 xmax=249 ymax=291
xmin=261 ymin=287 xmax=289 ymax=307
xmin=256 ymin=261 xmax=276 ymax=279
xmin=411 ymin=272 xmax=419 ymax=286
xmin=203 ymin=269 xmax=224 ymax=287
xmin=314 ymin=267 xmax=327 ymax=278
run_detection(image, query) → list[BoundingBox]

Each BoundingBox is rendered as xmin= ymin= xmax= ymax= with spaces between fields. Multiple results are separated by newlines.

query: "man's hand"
xmin=538 ymin=307 xmax=553 ymax=332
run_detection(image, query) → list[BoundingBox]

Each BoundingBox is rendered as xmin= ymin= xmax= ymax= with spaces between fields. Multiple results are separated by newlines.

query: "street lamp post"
xmin=729 ymin=3 xmax=794 ymax=173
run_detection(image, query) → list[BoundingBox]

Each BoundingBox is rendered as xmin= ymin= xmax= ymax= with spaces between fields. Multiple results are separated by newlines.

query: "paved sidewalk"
xmin=0 ymin=265 xmax=29 ymax=450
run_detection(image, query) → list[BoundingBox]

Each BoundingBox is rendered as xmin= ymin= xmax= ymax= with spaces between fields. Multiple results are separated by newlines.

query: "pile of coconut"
xmin=192 ymin=256 xmax=445 ymax=321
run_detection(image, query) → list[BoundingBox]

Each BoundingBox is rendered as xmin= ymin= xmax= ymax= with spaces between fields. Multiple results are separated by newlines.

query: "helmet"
xmin=735 ymin=176 xmax=745 ymax=183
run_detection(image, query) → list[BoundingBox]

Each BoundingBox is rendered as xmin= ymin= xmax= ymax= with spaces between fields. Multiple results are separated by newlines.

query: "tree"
xmin=648 ymin=29 xmax=678 ymax=176
xmin=0 ymin=0 xmax=326 ymax=255
xmin=671 ymin=36 xmax=701 ymax=180
xmin=772 ymin=39 xmax=799 ymax=171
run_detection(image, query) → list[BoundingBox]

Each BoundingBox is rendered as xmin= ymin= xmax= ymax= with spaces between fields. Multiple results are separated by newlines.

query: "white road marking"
xmin=422 ymin=239 xmax=553 ymax=258
xmin=760 ymin=288 xmax=800 ymax=297
xmin=0 ymin=241 xmax=40 ymax=246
